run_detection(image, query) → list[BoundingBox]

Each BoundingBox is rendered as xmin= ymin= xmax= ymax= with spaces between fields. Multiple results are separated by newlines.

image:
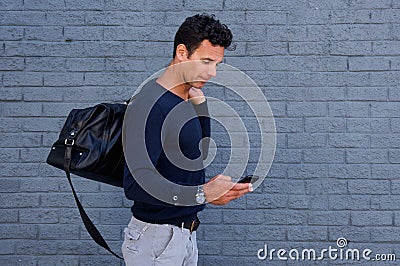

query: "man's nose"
xmin=207 ymin=65 xmax=217 ymax=77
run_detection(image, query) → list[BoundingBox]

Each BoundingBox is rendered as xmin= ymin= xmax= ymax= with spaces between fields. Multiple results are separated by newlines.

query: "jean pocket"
xmin=124 ymin=227 xmax=141 ymax=253
xmin=154 ymin=227 xmax=178 ymax=260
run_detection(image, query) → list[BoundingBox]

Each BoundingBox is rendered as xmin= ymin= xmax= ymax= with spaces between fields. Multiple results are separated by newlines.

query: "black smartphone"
xmin=237 ymin=175 xmax=260 ymax=184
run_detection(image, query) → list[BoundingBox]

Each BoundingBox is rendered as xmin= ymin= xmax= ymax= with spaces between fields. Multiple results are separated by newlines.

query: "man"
xmin=122 ymin=14 xmax=252 ymax=265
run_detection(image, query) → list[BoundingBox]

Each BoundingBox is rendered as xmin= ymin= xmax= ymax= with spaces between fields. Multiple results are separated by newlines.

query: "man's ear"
xmin=175 ymin=44 xmax=189 ymax=62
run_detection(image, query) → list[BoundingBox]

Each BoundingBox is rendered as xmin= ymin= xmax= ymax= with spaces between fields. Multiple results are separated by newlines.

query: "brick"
xmin=389 ymin=150 xmax=400 ymax=163
xmin=308 ymin=211 xmax=350 ymax=226
xmin=3 ymin=72 xmax=43 ymax=86
xmin=305 ymin=179 xmax=347 ymax=195
xmin=2 ymin=102 xmax=42 ymax=117
xmin=229 ymin=25 xmax=267 ymax=42
xmin=351 ymin=212 xmax=392 ymax=226
xmin=0 ymin=148 xmax=19 ymax=162
xmin=391 ymin=118 xmax=400 ymax=132
xmin=15 ymin=240 xmax=57 ymax=255
xmin=185 ymin=0 xmax=223 ymax=10
xmin=373 ymin=41 xmax=400 ymax=55
xmin=25 ymin=26 xmax=64 ymax=41
xmin=371 ymin=134 xmax=400 ymax=148
xmin=64 ymin=26 xmax=103 ymax=41
xmin=371 ymin=196 xmax=400 ymax=210
xmin=287 ymin=226 xmax=328 ymax=241
xmin=289 ymin=41 xmax=330 ymax=55
xmin=346 ymin=118 xmax=390 ymax=133
xmin=38 ymin=224 xmax=80 ymax=240
xmin=105 ymin=58 xmax=146 ymax=72
xmin=328 ymin=226 xmax=370 ymax=242
xmin=246 ymin=194 xmax=288 ymax=209
xmin=305 ymin=118 xmax=346 ymax=133
xmin=19 ymin=209 xmax=59 ymax=224
xmin=0 ymin=57 xmax=24 ymax=70
xmin=287 ymin=133 xmax=326 ymax=148
xmin=64 ymin=0 xmax=104 ymax=10
xmin=0 ymin=26 xmax=23 ymax=40
xmin=350 ymin=57 xmax=390 ymax=71
xmin=144 ymin=0 xmax=183 ymax=11
xmin=0 ymin=87 xmax=22 ymax=101
xmin=348 ymin=180 xmax=389 ymax=195
xmin=390 ymin=57 xmax=400 ymax=71
xmin=40 ymin=193 xmax=76 ymax=208
xmin=247 ymin=41 xmax=287 ymax=56
xmin=100 ymin=209 xmax=131 ymax=225
xmin=197 ymin=240 xmax=222 ymax=255
xmin=287 ymin=102 xmax=326 ymax=117
xmin=1 ymin=133 xmax=42 ymax=147
xmin=0 ymin=178 xmax=19 ymax=192
xmin=287 ymin=9 xmax=330 ymax=25
xmin=203 ymin=225 xmax=246 ymax=241
xmin=328 ymin=134 xmax=369 ymax=148
xmin=329 ymin=102 xmax=370 ymax=118
xmin=305 ymin=87 xmax=346 ymax=101
xmin=43 ymin=73 xmax=84 ymax=87
xmin=274 ymin=118 xmax=303 ymax=133
xmin=346 ymin=149 xmax=388 ymax=164
xmin=81 ymin=193 xmax=123 ymax=208
xmin=0 ymin=224 xmax=37 ymax=239
xmin=371 ymin=165 xmax=400 ymax=179
xmin=263 ymin=179 xmax=305 ymax=194
xmin=0 ymin=240 xmax=15 ymax=255
xmin=20 ymin=148 xmax=49 ymax=162
xmin=370 ymin=72 xmax=399 ymax=86
xmin=25 ymin=57 xmax=66 ymax=72
xmin=23 ymin=0 xmax=65 ymax=10
xmin=0 ymin=163 xmax=39 ymax=177
xmin=22 ymin=87 xmax=63 ymax=102
xmin=46 ymin=11 xmax=86 ymax=25
xmin=0 ymin=0 xmax=23 ymax=10
xmin=247 ymin=226 xmax=286 ymax=241
xmin=331 ymin=41 xmax=373 ymax=55
xmin=20 ymin=178 xmax=59 ymax=192
xmin=66 ymin=58 xmax=105 ymax=72
xmin=287 ymin=164 xmax=327 ymax=179
xmin=328 ymin=164 xmax=370 ymax=179
xmin=329 ymin=195 xmax=371 ymax=210
xmin=44 ymin=42 xmax=85 ymax=57
xmin=304 ymin=149 xmax=345 ymax=163
xmin=198 ymin=209 xmax=222 ymax=224
xmin=21 ymin=117 xmax=66 ymax=132
xmin=273 ymin=149 xmax=302 ymax=163
xmin=223 ymin=210 xmax=264 ymax=224
xmin=79 ymin=255 xmax=118 ymax=266
xmin=0 ymin=209 xmax=18 ymax=223
xmin=330 ymin=9 xmax=371 ymax=24
xmin=57 ymin=240 xmax=98 ymax=255
xmin=247 ymin=11 xmax=287 ymax=25
xmin=371 ymin=228 xmax=400 ymax=242
xmin=372 ymin=103 xmax=400 ymax=118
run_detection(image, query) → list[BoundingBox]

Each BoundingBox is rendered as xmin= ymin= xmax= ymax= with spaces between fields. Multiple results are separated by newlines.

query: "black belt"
xmin=171 ymin=217 xmax=200 ymax=233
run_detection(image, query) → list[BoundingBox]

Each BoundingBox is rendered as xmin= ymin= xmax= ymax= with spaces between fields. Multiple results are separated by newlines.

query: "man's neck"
xmin=156 ymin=60 xmax=190 ymax=101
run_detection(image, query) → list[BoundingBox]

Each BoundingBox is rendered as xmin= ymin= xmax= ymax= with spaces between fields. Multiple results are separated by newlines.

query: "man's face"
xmin=181 ymin=39 xmax=225 ymax=89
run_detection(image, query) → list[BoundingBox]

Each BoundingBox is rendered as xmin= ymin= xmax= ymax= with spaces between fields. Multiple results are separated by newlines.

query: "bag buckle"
xmin=65 ymin=131 xmax=76 ymax=146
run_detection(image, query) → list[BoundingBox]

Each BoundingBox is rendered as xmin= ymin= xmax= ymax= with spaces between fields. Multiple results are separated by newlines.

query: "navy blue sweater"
xmin=123 ymin=79 xmax=210 ymax=224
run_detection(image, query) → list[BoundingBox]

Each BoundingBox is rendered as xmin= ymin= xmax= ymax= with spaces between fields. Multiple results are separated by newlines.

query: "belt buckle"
xmin=189 ymin=220 xmax=195 ymax=233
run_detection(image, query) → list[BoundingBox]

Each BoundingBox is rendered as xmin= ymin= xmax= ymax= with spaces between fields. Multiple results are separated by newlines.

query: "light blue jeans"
xmin=122 ymin=216 xmax=198 ymax=266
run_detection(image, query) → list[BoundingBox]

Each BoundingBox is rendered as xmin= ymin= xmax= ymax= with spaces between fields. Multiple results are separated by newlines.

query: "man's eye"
xmin=203 ymin=60 xmax=210 ymax=64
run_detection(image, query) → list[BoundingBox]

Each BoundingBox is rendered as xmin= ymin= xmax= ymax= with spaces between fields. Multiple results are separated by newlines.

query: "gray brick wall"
xmin=1 ymin=0 xmax=400 ymax=265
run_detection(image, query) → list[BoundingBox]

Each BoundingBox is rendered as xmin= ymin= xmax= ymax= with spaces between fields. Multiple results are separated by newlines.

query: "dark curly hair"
xmin=173 ymin=14 xmax=233 ymax=58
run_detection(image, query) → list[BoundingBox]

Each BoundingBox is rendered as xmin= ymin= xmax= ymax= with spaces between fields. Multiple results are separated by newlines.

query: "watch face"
xmin=196 ymin=194 xmax=205 ymax=204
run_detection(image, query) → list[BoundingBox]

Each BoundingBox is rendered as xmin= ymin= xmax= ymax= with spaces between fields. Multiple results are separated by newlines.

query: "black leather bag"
xmin=46 ymin=102 xmax=129 ymax=259
xmin=47 ymin=103 xmax=126 ymax=187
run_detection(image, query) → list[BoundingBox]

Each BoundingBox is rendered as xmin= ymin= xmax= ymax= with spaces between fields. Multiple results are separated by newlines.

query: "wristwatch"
xmin=195 ymin=185 xmax=206 ymax=204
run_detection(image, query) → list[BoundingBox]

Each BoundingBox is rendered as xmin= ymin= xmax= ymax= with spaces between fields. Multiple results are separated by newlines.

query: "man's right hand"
xmin=203 ymin=175 xmax=253 ymax=206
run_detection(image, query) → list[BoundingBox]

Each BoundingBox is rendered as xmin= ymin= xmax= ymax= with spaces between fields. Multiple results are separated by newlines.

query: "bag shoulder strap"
xmin=64 ymin=145 xmax=123 ymax=260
